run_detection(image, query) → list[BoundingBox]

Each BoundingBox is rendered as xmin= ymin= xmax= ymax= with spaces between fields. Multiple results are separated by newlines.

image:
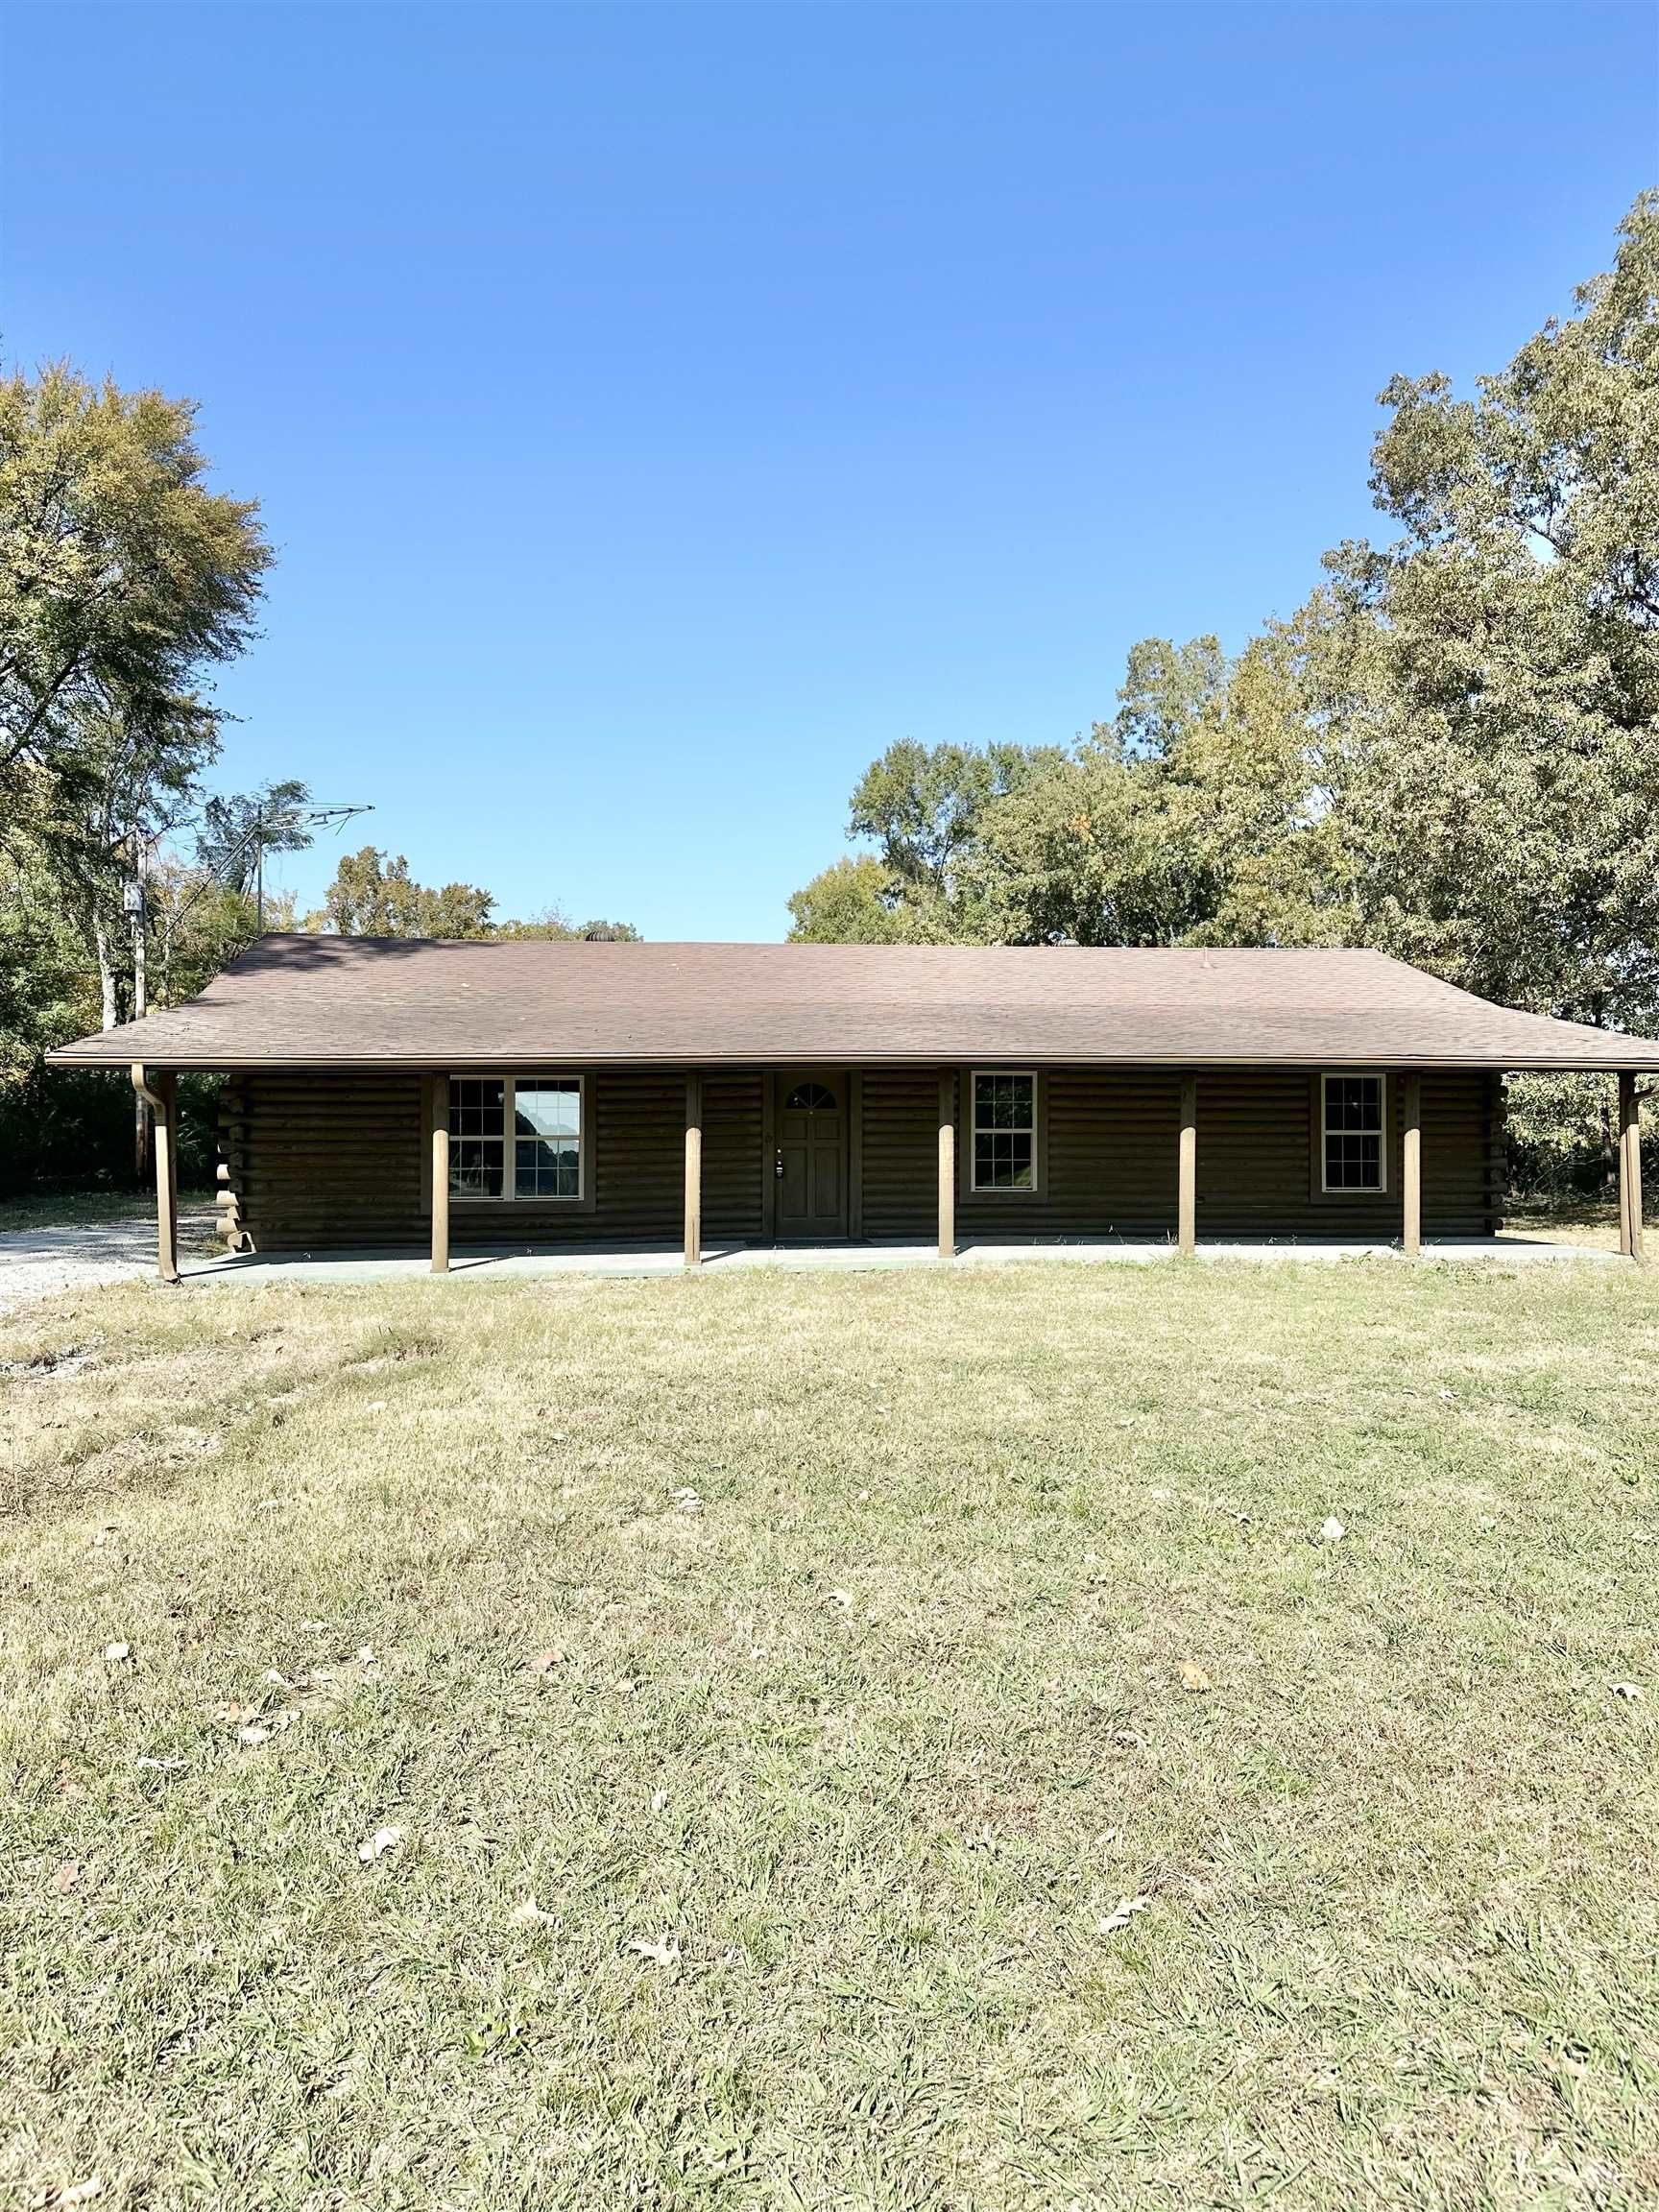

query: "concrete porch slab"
xmin=172 ymin=1234 xmax=1632 ymax=1289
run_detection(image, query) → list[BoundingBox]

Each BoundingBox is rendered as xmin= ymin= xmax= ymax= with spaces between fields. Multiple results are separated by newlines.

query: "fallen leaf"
xmin=1178 ymin=1662 xmax=1213 ymax=1694
xmin=51 ymin=1860 xmax=82 ymax=1894
xmin=236 ymin=1724 xmax=272 ymax=1747
xmin=357 ymin=1824 xmax=403 ymax=1863
xmin=669 ymin=1486 xmax=703 ymax=1514
xmin=366 ymin=1399 xmax=387 ymax=1413
xmin=512 ymin=1898 xmax=557 ymax=1924
xmin=1319 ymin=1516 xmax=1346 ymax=1544
xmin=626 ymin=1934 xmax=683 ymax=1967
xmin=30 ymin=2180 xmax=103 ymax=2210
xmin=650 ymin=1787 xmax=669 ymax=1813
xmin=213 ymin=1701 xmax=261 ymax=1727
xmin=825 ymin=1589 xmax=851 ymax=1610
xmin=102 ymin=1642 xmax=131 ymax=1666
xmin=134 ymin=1755 xmax=187 ymax=1773
xmin=1611 ymin=1681 xmax=1644 ymax=1701
xmin=1097 ymin=1893 xmax=1152 ymax=1936
xmin=525 ymin=1649 xmax=565 ymax=1675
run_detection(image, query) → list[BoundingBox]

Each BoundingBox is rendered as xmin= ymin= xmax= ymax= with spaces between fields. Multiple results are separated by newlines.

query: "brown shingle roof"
xmin=45 ymin=933 xmax=1659 ymax=1070
xmin=44 ymin=934 xmax=1659 ymax=1071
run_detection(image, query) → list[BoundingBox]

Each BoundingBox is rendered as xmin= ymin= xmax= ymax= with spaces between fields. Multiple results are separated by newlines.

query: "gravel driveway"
xmin=0 ymin=1212 xmax=217 ymax=1316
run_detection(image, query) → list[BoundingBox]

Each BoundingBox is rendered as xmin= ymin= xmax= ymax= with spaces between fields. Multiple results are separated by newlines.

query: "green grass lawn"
xmin=3 ymin=1261 xmax=1658 ymax=2210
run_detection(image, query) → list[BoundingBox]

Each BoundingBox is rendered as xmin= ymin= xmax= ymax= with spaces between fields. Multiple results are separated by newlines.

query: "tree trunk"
xmin=94 ymin=916 xmax=119 ymax=1031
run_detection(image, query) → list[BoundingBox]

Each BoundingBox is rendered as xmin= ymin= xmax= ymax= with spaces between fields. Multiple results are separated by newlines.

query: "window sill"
xmin=449 ymin=1196 xmax=587 ymax=1208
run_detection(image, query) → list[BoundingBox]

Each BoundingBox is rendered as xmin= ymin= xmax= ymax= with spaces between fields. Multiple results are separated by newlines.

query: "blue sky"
xmin=2 ymin=3 xmax=1654 ymax=938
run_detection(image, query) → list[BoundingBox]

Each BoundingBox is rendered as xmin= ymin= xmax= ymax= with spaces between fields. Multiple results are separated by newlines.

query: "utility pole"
xmin=125 ymin=854 xmax=149 ymax=1179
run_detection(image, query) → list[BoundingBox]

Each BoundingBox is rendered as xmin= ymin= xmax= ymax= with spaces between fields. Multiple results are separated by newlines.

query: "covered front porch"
xmin=122 ymin=1058 xmax=1647 ymax=1283
xmin=123 ymin=1231 xmax=1637 ymax=1290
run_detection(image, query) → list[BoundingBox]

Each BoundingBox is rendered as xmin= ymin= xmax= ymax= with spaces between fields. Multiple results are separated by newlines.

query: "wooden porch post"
xmin=430 ymin=1073 xmax=450 ymax=1275
xmin=132 ymin=1064 xmax=178 ymax=1284
xmin=685 ymin=1072 xmax=703 ymax=1267
xmin=1619 ymin=1071 xmax=1645 ymax=1263
xmin=1177 ymin=1072 xmax=1197 ymax=1256
xmin=1402 ymin=1070 xmax=1422 ymax=1256
xmin=937 ymin=1070 xmax=955 ymax=1259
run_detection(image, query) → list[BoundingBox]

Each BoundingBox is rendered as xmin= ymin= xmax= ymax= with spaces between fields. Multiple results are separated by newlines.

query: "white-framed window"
xmin=1321 ymin=1072 xmax=1387 ymax=1193
xmin=971 ymin=1070 xmax=1038 ymax=1191
xmin=448 ymin=1074 xmax=585 ymax=1202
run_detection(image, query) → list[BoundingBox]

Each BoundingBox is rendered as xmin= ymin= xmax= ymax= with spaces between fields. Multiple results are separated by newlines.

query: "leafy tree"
xmin=494 ymin=906 xmax=641 ymax=942
xmin=26 ymin=709 xmax=203 ymax=1029
xmin=195 ymin=779 xmax=314 ymax=896
xmin=788 ymin=740 xmax=1069 ymax=941
xmin=306 ymin=854 xmax=640 ymax=944
xmin=309 ymin=847 xmax=495 ymax=938
xmin=0 ymin=364 xmax=270 ymax=840
xmin=0 ymin=823 xmax=296 ymax=1192
xmin=787 ymin=855 xmax=917 ymax=943
xmin=970 ymin=630 xmax=1347 ymax=948
xmin=850 ymin=738 xmax=1069 ymax=900
xmin=1302 ymin=190 xmax=1659 ymax=1031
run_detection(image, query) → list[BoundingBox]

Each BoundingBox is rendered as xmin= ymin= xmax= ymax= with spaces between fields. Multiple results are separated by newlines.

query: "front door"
xmin=775 ymin=1070 xmax=848 ymax=1239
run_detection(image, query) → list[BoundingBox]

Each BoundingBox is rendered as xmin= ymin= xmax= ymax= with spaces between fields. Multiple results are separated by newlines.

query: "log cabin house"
xmin=47 ymin=935 xmax=1656 ymax=1278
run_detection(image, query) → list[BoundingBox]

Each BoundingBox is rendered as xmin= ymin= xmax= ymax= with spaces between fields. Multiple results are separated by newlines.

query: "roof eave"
xmin=44 ymin=1047 xmax=1659 ymax=1073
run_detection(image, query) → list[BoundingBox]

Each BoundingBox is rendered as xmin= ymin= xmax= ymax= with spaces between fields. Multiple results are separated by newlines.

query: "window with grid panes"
xmin=971 ymin=1071 xmax=1037 ymax=1190
xmin=1321 ymin=1073 xmax=1385 ymax=1192
xmin=448 ymin=1076 xmax=584 ymax=1200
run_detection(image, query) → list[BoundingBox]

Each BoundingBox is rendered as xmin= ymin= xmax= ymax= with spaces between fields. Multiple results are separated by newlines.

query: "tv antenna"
xmin=249 ymin=801 xmax=375 ymax=930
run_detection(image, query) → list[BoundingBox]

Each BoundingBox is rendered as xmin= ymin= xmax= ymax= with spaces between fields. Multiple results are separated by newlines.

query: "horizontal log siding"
xmin=227 ymin=1068 xmax=766 ymax=1251
xmin=554 ymin=1073 xmax=680 ymax=1246
xmin=1196 ymin=1070 xmax=1498 ymax=1237
xmin=224 ymin=1070 xmax=424 ymax=1249
xmin=703 ymin=1072 xmax=765 ymax=1241
xmin=224 ymin=1064 xmax=1500 ymax=1251
xmin=959 ymin=1070 xmax=1182 ymax=1238
xmin=859 ymin=1070 xmax=942 ymax=1240
xmin=1425 ymin=1071 xmax=1503 ymax=1235
xmin=861 ymin=1068 xmax=1497 ymax=1243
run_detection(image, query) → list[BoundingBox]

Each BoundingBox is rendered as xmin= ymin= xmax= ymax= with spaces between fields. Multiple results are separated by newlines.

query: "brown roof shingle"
xmin=43 ymin=935 xmax=1659 ymax=1071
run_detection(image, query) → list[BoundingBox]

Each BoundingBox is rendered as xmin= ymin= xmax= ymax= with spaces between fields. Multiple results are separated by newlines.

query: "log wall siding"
xmin=862 ymin=1069 xmax=1499 ymax=1241
xmin=1195 ymin=1070 xmax=1499 ymax=1237
xmin=226 ymin=1070 xmax=765 ymax=1251
xmin=222 ymin=1065 xmax=1502 ymax=1250
xmin=703 ymin=1072 xmax=766 ymax=1241
xmin=960 ymin=1070 xmax=1183 ymax=1238
xmin=222 ymin=1070 xmax=424 ymax=1249
xmin=859 ymin=1070 xmax=942 ymax=1241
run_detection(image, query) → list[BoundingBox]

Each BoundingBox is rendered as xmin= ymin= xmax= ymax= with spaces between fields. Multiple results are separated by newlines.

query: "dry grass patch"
xmin=2 ymin=1260 xmax=1658 ymax=2209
